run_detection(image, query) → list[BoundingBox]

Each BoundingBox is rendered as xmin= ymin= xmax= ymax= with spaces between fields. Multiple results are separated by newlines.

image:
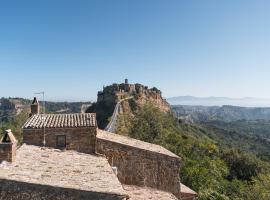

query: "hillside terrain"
xmin=88 ymin=82 xmax=270 ymax=200
xmin=116 ymin=103 xmax=270 ymax=200
xmin=172 ymin=105 xmax=270 ymax=122
xmin=172 ymin=105 xmax=270 ymax=162
xmin=200 ymin=120 xmax=270 ymax=161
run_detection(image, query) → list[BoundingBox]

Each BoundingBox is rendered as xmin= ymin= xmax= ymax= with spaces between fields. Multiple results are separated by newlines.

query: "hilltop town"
xmin=97 ymin=79 xmax=170 ymax=111
xmin=87 ymin=79 xmax=171 ymax=129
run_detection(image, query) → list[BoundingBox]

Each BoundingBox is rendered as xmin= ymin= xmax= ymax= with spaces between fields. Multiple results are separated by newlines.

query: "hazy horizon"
xmin=3 ymin=94 xmax=270 ymax=107
xmin=167 ymin=95 xmax=270 ymax=107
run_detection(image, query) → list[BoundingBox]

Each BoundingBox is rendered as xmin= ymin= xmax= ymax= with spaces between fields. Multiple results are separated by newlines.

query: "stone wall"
xmin=0 ymin=179 xmax=126 ymax=200
xmin=96 ymin=138 xmax=181 ymax=198
xmin=0 ymin=143 xmax=16 ymax=162
xmin=23 ymin=127 xmax=96 ymax=154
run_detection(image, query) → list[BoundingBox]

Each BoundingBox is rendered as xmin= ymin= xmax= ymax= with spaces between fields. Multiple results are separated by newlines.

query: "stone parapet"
xmin=96 ymin=130 xmax=181 ymax=197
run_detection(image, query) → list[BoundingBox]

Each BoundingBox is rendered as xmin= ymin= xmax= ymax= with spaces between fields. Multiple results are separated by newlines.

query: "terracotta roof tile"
xmin=22 ymin=113 xmax=96 ymax=129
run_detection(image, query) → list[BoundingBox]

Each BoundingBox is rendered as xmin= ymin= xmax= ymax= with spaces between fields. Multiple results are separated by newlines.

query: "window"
xmin=56 ymin=135 xmax=66 ymax=148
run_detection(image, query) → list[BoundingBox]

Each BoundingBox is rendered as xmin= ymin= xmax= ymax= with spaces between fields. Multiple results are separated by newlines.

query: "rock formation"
xmin=86 ymin=79 xmax=171 ymax=128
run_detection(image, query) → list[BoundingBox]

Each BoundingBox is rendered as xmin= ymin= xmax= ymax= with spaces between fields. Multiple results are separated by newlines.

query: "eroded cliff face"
xmin=133 ymin=91 xmax=171 ymax=113
xmin=86 ymin=81 xmax=171 ymax=129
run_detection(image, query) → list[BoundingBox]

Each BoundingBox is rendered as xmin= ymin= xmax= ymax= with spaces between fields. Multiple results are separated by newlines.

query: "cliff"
xmin=86 ymin=80 xmax=171 ymax=129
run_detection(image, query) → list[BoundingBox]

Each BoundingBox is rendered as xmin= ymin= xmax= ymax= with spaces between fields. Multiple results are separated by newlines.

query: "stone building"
xmin=0 ymin=97 xmax=197 ymax=200
xmin=23 ymin=101 xmax=97 ymax=154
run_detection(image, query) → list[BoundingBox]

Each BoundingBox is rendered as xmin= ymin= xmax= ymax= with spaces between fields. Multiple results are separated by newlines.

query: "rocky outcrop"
xmin=86 ymin=80 xmax=171 ymax=128
xmin=97 ymin=82 xmax=170 ymax=112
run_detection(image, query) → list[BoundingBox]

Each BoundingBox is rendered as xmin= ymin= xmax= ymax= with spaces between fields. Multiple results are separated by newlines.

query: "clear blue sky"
xmin=1 ymin=0 xmax=270 ymax=101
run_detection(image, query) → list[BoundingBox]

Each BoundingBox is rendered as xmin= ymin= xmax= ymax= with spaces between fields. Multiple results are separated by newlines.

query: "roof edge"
xmin=0 ymin=177 xmax=128 ymax=198
xmin=97 ymin=130 xmax=180 ymax=160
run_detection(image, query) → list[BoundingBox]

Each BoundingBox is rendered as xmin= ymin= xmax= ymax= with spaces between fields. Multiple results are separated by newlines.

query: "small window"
xmin=56 ymin=135 xmax=66 ymax=148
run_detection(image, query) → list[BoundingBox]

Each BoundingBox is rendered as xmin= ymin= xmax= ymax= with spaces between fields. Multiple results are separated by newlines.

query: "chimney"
xmin=30 ymin=97 xmax=39 ymax=116
xmin=0 ymin=129 xmax=17 ymax=163
xmin=125 ymin=79 xmax=128 ymax=84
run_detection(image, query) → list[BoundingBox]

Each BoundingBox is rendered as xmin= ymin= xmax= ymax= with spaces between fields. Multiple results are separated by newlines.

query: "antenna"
xmin=34 ymin=91 xmax=46 ymax=147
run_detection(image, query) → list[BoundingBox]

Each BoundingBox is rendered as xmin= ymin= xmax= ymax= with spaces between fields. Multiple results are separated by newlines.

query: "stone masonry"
xmin=23 ymin=113 xmax=97 ymax=154
xmin=23 ymin=127 xmax=96 ymax=154
xmin=0 ymin=130 xmax=17 ymax=163
xmin=96 ymin=130 xmax=182 ymax=198
xmin=0 ymin=144 xmax=127 ymax=200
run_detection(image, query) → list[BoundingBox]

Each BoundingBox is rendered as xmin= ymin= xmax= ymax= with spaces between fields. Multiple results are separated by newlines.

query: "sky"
xmin=0 ymin=0 xmax=270 ymax=101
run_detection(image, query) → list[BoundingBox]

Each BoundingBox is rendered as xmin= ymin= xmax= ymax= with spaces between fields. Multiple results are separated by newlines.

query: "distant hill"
xmin=170 ymin=104 xmax=270 ymax=162
xmin=167 ymin=96 xmax=270 ymax=107
xmin=172 ymin=105 xmax=270 ymax=123
xmin=0 ymin=97 xmax=91 ymax=124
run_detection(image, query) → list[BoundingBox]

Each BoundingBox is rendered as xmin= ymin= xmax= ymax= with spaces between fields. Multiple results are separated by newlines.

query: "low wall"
xmin=0 ymin=179 xmax=126 ymax=200
xmin=23 ymin=127 xmax=96 ymax=154
xmin=96 ymin=138 xmax=181 ymax=197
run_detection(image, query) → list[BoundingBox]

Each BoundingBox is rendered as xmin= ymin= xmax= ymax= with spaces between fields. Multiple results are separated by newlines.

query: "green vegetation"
xmin=44 ymin=101 xmax=91 ymax=113
xmin=0 ymin=111 xmax=28 ymax=143
xmin=0 ymin=98 xmax=16 ymax=124
xmin=117 ymin=103 xmax=270 ymax=200
xmin=200 ymin=121 xmax=270 ymax=162
xmin=172 ymin=105 xmax=270 ymax=122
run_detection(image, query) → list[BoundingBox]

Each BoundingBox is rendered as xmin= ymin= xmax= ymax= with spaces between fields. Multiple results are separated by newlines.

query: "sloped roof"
xmin=32 ymin=97 xmax=38 ymax=104
xmin=0 ymin=144 xmax=126 ymax=197
xmin=22 ymin=113 xmax=96 ymax=129
xmin=97 ymin=130 xmax=179 ymax=158
xmin=0 ymin=129 xmax=17 ymax=144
